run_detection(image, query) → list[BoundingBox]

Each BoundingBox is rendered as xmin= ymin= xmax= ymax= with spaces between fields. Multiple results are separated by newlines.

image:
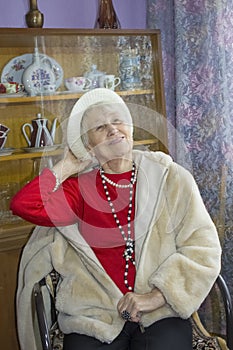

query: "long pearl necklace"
xmin=100 ymin=162 xmax=137 ymax=291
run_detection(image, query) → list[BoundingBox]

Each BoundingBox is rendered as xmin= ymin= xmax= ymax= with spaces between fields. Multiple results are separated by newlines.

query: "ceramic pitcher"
xmin=0 ymin=124 xmax=10 ymax=149
xmin=22 ymin=113 xmax=57 ymax=147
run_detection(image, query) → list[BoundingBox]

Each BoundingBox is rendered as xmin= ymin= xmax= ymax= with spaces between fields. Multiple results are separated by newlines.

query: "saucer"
xmin=65 ymin=88 xmax=90 ymax=93
xmin=55 ymin=91 xmax=84 ymax=95
xmin=0 ymin=147 xmax=15 ymax=156
xmin=23 ymin=144 xmax=62 ymax=153
xmin=0 ymin=92 xmax=26 ymax=98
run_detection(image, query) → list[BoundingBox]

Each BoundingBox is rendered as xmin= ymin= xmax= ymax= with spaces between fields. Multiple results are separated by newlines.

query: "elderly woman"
xmin=11 ymin=88 xmax=221 ymax=350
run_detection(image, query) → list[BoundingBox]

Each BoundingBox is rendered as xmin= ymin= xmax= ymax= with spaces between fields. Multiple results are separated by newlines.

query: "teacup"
xmin=98 ymin=75 xmax=121 ymax=91
xmin=65 ymin=77 xmax=92 ymax=92
xmin=0 ymin=124 xmax=10 ymax=149
xmin=0 ymin=82 xmax=23 ymax=94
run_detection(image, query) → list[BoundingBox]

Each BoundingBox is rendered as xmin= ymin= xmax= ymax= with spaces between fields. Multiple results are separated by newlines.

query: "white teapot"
xmin=84 ymin=64 xmax=105 ymax=89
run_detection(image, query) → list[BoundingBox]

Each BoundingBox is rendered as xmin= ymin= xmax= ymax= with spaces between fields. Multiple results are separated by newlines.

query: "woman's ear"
xmin=89 ymin=149 xmax=95 ymax=158
xmin=86 ymin=144 xmax=95 ymax=157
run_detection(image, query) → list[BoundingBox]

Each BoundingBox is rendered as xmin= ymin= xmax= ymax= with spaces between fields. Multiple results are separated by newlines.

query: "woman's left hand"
xmin=117 ymin=288 xmax=166 ymax=323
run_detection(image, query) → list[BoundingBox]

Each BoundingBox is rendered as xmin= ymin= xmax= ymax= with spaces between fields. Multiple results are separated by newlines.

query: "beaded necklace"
xmin=99 ymin=162 xmax=137 ymax=291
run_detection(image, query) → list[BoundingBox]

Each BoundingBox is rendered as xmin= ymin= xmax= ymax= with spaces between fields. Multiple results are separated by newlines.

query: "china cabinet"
xmin=0 ymin=28 xmax=167 ymax=350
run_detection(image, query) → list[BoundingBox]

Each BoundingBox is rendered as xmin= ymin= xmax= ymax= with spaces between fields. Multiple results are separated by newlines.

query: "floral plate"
xmin=1 ymin=53 xmax=63 ymax=90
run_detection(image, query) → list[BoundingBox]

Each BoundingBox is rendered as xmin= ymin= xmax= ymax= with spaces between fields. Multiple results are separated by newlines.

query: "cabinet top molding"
xmin=0 ymin=28 xmax=160 ymax=35
xmin=0 ymin=28 xmax=161 ymax=48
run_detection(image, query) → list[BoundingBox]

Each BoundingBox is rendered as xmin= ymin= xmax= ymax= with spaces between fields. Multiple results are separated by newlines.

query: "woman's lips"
xmin=108 ymin=136 xmax=125 ymax=145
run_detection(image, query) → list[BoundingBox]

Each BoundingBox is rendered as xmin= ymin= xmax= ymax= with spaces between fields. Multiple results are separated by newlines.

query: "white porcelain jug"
xmin=22 ymin=48 xmax=56 ymax=96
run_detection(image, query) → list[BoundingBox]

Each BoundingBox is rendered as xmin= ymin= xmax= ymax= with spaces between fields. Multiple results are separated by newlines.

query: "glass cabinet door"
xmin=0 ymin=28 xmax=167 ymax=227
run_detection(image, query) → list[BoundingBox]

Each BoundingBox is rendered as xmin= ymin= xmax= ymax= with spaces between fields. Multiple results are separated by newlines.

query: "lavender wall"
xmin=0 ymin=0 xmax=146 ymax=29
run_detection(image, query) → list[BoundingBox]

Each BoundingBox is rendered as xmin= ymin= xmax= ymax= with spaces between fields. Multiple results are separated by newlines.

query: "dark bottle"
xmin=95 ymin=0 xmax=121 ymax=29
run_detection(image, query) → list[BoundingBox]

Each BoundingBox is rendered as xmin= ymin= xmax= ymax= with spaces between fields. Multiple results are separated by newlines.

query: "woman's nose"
xmin=107 ymin=123 xmax=118 ymax=135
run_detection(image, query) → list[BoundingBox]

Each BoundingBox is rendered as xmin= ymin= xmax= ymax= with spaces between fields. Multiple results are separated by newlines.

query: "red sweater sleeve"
xmin=10 ymin=168 xmax=82 ymax=226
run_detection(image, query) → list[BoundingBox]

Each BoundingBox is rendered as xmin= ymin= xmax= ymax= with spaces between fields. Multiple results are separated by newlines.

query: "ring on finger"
xmin=121 ymin=310 xmax=131 ymax=321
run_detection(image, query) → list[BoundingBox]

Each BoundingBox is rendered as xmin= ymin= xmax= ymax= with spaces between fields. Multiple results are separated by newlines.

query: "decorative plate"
xmin=1 ymin=53 xmax=63 ymax=90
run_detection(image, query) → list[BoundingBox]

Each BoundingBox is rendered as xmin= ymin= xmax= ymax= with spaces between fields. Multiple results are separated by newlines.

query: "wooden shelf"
xmin=0 ymin=89 xmax=153 ymax=104
xmin=0 ymin=148 xmax=63 ymax=162
xmin=0 ymin=139 xmax=159 ymax=162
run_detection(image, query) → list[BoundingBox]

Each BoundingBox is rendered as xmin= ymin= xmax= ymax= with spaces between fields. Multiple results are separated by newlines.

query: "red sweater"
xmin=11 ymin=168 xmax=136 ymax=294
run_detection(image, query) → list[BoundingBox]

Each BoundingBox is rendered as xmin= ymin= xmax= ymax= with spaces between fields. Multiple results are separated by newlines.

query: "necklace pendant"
xmin=123 ymin=239 xmax=134 ymax=260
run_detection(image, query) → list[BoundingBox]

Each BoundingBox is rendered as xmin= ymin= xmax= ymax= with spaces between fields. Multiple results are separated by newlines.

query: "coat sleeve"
xmin=10 ymin=168 xmax=82 ymax=226
xmin=148 ymin=163 xmax=222 ymax=318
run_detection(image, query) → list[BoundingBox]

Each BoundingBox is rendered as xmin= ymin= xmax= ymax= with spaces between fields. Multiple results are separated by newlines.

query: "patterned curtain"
xmin=147 ymin=0 xmax=233 ymax=335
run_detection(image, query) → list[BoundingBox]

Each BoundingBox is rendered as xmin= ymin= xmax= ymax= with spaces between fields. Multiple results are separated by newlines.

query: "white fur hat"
xmin=67 ymin=88 xmax=132 ymax=160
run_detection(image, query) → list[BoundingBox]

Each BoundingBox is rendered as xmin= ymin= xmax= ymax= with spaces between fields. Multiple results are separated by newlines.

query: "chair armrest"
xmin=216 ymin=275 xmax=233 ymax=350
xmin=33 ymin=281 xmax=52 ymax=350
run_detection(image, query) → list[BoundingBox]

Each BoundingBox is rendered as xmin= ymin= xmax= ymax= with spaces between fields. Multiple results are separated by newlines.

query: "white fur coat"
xmin=16 ymin=151 xmax=222 ymax=349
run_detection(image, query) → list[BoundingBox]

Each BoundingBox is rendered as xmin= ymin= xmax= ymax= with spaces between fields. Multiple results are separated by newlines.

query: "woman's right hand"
xmin=52 ymin=148 xmax=93 ymax=183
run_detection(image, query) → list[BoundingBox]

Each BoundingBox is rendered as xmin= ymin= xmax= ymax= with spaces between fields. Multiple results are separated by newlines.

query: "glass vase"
xmin=95 ymin=0 xmax=121 ymax=29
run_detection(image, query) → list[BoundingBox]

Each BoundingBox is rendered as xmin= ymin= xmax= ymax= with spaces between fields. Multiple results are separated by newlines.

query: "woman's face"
xmin=82 ymin=103 xmax=133 ymax=163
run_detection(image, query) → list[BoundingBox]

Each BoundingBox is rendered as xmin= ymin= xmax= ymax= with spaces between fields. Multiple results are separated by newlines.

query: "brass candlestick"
xmin=25 ymin=0 xmax=44 ymax=28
